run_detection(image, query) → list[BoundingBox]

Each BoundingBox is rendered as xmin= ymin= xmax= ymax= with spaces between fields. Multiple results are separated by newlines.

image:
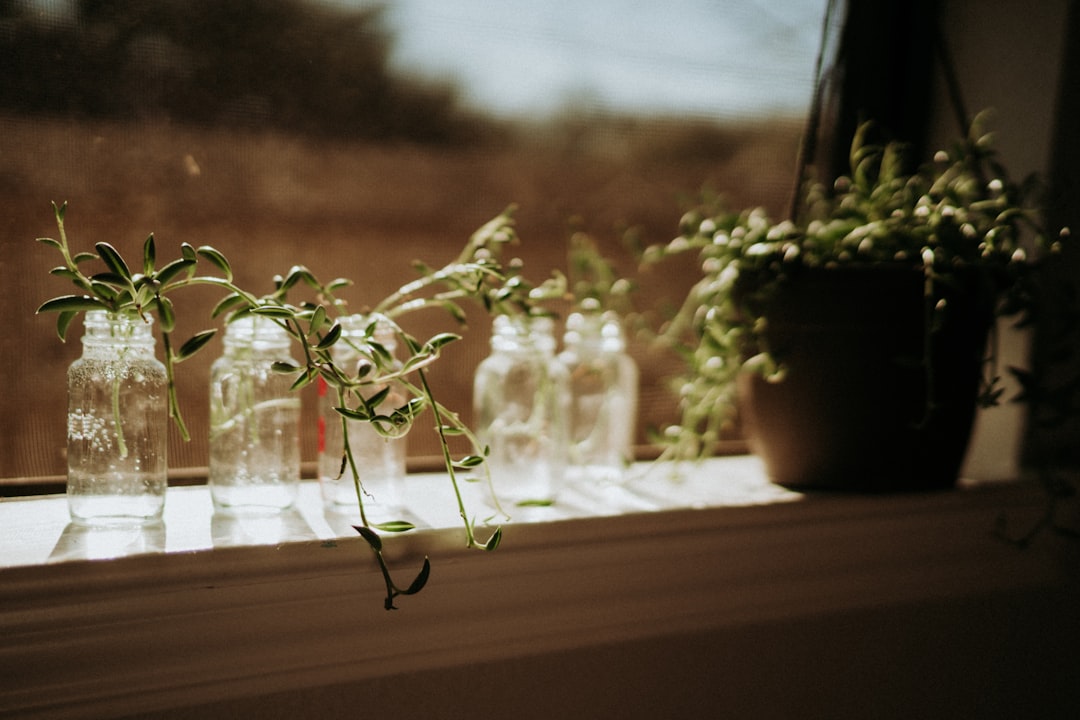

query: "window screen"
xmin=1 ymin=0 xmax=829 ymax=484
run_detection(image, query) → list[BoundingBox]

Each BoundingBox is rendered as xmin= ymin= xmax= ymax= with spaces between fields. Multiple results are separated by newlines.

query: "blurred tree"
xmin=0 ymin=0 xmax=491 ymax=143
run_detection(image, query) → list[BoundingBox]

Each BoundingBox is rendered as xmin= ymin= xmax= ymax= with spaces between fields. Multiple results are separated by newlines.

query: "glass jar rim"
xmin=81 ymin=309 xmax=155 ymax=346
xmin=223 ymin=314 xmax=292 ymax=348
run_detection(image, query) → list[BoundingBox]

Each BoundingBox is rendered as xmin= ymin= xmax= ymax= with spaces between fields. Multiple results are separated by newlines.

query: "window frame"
xmin=1 ymin=457 xmax=1076 ymax=717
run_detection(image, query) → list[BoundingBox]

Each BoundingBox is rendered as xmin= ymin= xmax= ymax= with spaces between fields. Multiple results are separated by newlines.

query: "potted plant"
xmin=647 ymin=116 xmax=1071 ymax=492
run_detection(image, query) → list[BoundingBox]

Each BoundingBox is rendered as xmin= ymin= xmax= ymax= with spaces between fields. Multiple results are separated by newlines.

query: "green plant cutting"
xmin=37 ymin=201 xmax=223 ymax=444
xmin=38 ymin=202 xmax=561 ymax=609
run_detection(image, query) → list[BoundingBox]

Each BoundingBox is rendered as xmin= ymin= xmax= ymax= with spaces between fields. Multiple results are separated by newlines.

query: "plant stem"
xmin=414 ymin=367 xmax=504 ymax=548
xmin=111 ymin=360 xmax=128 ymax=459
xmin=337 ymin=384 xmax=371 ymax=528
xmin=159 ymin=330 xmax=191 ymax=442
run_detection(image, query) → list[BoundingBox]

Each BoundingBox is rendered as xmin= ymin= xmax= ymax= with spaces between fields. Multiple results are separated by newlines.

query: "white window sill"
xmin=2 ymin=457 xmax=1077 ymax=719
xmin=0 ymin=455 xmax=797 ymax=570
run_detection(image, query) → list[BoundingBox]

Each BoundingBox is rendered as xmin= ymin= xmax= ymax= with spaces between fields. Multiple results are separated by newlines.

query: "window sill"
xmin=2 ymin=457 xmax=1078 ymax=719
xmin=0 ymin=454 xmax=794 ymax=570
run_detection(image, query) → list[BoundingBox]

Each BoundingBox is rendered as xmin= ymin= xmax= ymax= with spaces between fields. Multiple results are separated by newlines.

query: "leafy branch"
xmin=37 ymin=202 xmax=560 ymax=609
xmin=37 ymin=201 xmax=226 ymax=441
xmin=241 ymin=210 xmax=562 ymax=600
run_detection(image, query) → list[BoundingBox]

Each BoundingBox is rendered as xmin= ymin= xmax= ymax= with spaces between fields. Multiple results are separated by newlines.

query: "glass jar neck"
xmin=490 ymin=314 xmax=556 ymax=354
xmin=223 ymin=314 xmax=291 ymax=353
xmin=563 ymin=309 xmax=626 ymax=354
xmin=80 ymin=310 xmax=155 ymax=352
xmin=337 ymin=313 xmax=398 ymax=353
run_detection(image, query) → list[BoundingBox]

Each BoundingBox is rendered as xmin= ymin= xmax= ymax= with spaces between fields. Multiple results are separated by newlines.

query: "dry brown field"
xmin=1 ymin=114 xmax=802 ymax=484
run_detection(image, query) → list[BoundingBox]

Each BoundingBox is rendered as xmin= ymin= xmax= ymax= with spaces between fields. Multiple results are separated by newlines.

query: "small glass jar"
xmin=319 ymin=314 xmax=407 ymax=519
xmin=473 ymin=314 xmax=570 ymax=505
xmin=209 ymin=314 xmax=301 ymax=513
xmin=559 ymin=304 xmax=639 ymax=483
xmin=67 ymin=310 xmax=168 ymax=525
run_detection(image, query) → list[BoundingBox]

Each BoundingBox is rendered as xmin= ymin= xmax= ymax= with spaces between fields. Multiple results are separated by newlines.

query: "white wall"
xmin=929 ymin=0 xmax=1072 ymax=480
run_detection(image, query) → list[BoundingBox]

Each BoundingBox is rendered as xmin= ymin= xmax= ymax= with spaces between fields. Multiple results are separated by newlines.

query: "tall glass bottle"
xmin=209 ymin=314 xmax=301 ymax=513
xmin=473 ymin=314 xmax=570 ymax=506
xmin=67 ymin=310 xmax=167 ymax=525
xmin=319 ymin=314 xmax=407 ymax=519
xmin=559 ymin=303 xmax=638 ymax=483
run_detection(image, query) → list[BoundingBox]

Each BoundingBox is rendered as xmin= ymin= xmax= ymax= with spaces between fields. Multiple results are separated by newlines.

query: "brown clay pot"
xmin=738 ymin=265 xmax=995 ymax=492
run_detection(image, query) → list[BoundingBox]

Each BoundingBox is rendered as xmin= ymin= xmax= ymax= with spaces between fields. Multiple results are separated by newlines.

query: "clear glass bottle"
xmin=67 ymin=310 xmax=168 ymax=525
xmin=473 ymin=314 xmax=570 ymax=506
xmin=319 ymin=314 xmax=407 ymax=519
xmin=559 ymin=303 xmax=639 ymax=484
xmin=209 ymin=314 xmax=301 ymax=513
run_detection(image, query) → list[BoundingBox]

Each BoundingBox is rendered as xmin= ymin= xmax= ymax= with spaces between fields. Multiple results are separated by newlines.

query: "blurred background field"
xmin=0 ymin=0 xmax=815 ymax=482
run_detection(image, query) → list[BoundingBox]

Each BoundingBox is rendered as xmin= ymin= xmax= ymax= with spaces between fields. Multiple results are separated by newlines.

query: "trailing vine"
xmin=38 ymin=202 xmax=561 ymax=609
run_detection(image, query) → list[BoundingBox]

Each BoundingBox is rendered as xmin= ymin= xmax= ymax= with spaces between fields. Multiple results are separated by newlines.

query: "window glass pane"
xmin=2 ymin=0 xmax=827 ymax=483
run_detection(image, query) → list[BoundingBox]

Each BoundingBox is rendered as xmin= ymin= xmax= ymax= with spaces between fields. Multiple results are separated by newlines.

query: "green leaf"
xmin=364 ymin=386 xmax=390 ymax=410
xmin=250 ymin=305 xmax=297 ymax=319
xmin=180 ymin=243 xmax=198 ymax=262
xmin=483 ymin=527 xmax=503 ymax=551
xmin=270 ymin=360 xmax=300 ymax=374
xmin=402 ymin=557 xmax=431 ymax=595
xmin=36 ymin=295 xmax=108 ymax=314
xmin=133 ymin=280 xmax=156 ymax=311
xmin=373 ymin=520 xmax=416 ymax=533
xmin=367 ymin=340 xmax=394 ymax=365
xmin=88 ymin=279 xmax=120 ymax=302
xmin=352 ymin=525 xmax=383 ymax=551
xmin=94 ymin=242 xmax=131 ymax=280
xmin=438 ymin=424 xmax=465 ymax=436
xmin=52 ymin=200 xmax=67 ymax=222
xmin=308 ymin=304 xmax=328 ymax=335
xmin=401 ymin=350 xmax=433 ymax=374
xmin=72 ymin=252 xmax=99 ymax=265
xmin=157 ymin=295 xmax=176 ymax=333
xmin=317 ymin=363 xmax=351 ymax=388
xmin=56 ymin=310 xmax=77 ymax=341
xmin=154 ymin=257 xmax=197 ymax=285
xmin=278 ymin=265 xmax=317 ymax=292
xmin=516 ymin=499 xmax=553 ymax=507
xmin=111 ymin=288 xmax=134 ymax=308
xmin=424 ymin=332 xmax=461 ymax=353
xmin=174 ymin=329 xmax=217 ymax=361
xmin=315 ymin=322 xmax=342 ymax=350
xmin=326 ymin=277 xmax=353 ymax=292
xmin=289 ymin=368 xmax=316 ymax=392
xmin=211 ymin=292 xmax=249 ymax=318
xmin=334 ymin=405 xmax=371 ymax=422
xmin=403 ymin=396 xmax=426 ymax=416
xmin=36 ymin=236 xmax=62 ymax=250
xmin=197 ymin=246 xmax=233 ymax=280
xmin=89 ymin=271 xmax=128 ymax=287
xmin=143 ymin=234 xmax=156 ymax=275
xmin=453 ymin=454 xmax=485 ymax=469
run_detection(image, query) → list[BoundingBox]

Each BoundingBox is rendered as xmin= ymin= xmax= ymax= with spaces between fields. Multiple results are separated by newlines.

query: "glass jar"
xmin=209 ymin=314 xmax=301 ymax=513
xmin=559 ymin=304 xmax=639 ymax=483
xmin=67 ymin=310 xmax=168 ymax=525
xmin=473 ymin=314 xmax=570 ymax=505
xmin=318 ymin=314 xmax=407 ymax=519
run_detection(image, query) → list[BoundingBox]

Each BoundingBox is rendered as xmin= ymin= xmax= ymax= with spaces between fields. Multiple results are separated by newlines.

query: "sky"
xmin=31 ymin=0 xmax=831 ymax=120
xmin=374 ymin=0 xmax=830 ymax=120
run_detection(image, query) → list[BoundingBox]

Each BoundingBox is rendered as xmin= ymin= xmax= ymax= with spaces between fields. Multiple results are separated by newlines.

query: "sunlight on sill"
xmin=0 ymin=455 xmax=801 ymax=570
